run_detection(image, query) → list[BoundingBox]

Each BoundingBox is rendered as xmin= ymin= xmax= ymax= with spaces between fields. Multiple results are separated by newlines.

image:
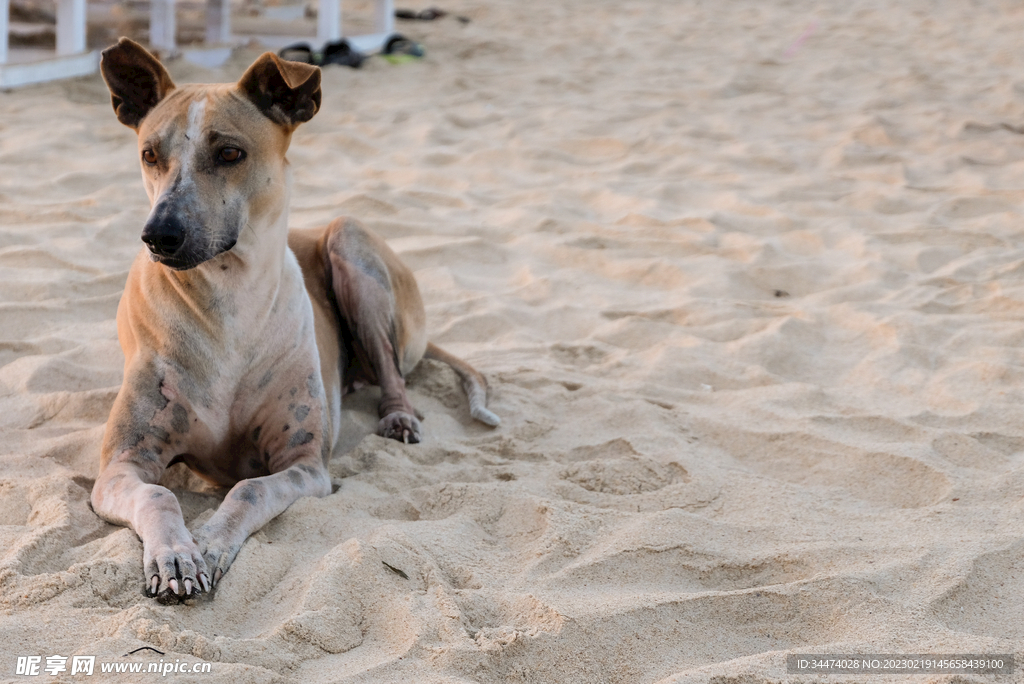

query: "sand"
xmin=2 ymin=0 xmax=1024 ymax=681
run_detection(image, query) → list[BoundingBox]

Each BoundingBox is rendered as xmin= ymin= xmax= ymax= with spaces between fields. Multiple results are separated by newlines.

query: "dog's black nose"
xmin=141 ymin=220 xmax=185 ymax=257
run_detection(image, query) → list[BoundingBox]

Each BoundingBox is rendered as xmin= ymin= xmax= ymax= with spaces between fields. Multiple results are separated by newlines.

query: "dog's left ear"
xmin=237 ymin=53 xmax=322 ymax=129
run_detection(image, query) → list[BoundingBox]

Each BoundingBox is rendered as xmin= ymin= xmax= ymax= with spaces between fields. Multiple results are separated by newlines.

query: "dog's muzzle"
xmin=140 ymin=205 xmax=209 ymax=270
xmin=142 ymin=226 xmax=185 ymax=258
xmin=140 ymin=191 xmax=240 ymax=270
xmin=142 ymin=208 xmax=187 ymax=258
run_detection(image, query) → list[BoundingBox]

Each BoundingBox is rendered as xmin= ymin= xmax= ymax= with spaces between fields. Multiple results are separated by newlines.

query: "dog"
xmin=90 ymin=38 xmax=499 ymax=599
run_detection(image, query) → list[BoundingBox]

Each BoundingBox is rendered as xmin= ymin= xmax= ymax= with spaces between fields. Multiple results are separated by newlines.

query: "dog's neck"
xmin=143 ymin=172 xmax=295 ymax=332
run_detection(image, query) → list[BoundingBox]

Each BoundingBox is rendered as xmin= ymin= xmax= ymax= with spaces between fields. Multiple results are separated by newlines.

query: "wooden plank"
xmin=150 ymin=0 xmax=177 ymax=53
xmin=373 ymin=0 xmax=393 ymax=35
xmin=347 ymin=31 xmax=389 ymax=55
xmin=205 ymin=0 xmax=230 ymax=44
xmin=317 ymin=0 xmax=341 ymax=44
xmin=56 ymin=0 xmax=87 ymax=56
xmin=0 ymin=0 xmax=9 ymax=65
xmin=0 ymin=50 xmax=98 ymax=88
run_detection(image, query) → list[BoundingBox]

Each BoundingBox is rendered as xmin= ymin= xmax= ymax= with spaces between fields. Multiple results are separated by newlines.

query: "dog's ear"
xmin=237 ymin=53 xmax=321 ymax=129
xmin=100 ymin=38 xmax=176 ymax=131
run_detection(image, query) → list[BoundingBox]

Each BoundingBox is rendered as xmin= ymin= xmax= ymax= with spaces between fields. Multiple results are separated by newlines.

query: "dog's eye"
xmin=219 ymin=147 xmax=244 ymax=163
xmin=142 ymin=149 xmax=158 ymax=166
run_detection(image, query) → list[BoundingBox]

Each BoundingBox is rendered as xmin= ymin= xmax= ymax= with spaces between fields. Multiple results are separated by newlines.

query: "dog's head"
xmin=100 ymin=38 xmax=321 ymax=270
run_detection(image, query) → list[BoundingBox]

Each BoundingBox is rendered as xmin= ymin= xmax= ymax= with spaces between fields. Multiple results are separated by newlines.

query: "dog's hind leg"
xmin=323 ymin=218 xmax=427 ymax=443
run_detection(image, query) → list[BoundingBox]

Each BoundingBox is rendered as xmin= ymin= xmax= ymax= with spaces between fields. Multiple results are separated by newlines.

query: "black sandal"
xmin=384 ymin=34 xmax=424 ymax=58
xmin=395 ymin=7 xmax=445 ymax=20
xmin=278 ymin=42 xmax=315 ymax=64
xmin=278 ymin=40 xmax=364 ymax=68
xmin=395 ymin=7 xmax=467 ymax=22
xmin=322 ymin=39 xmax=365 ymax=68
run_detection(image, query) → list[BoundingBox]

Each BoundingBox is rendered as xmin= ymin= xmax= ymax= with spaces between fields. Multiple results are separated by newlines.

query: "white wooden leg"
xmin=0 ymin=0 xmax=9 ymax=65
xmin=205 ymin=0 xmax=230 ymax=44
xmin=56 ymin=0 xmax=87 ymax=56
xmin=317 ymin=0 xmax=341 ymax=43
xmin=373 ymin=0 xmax=393 ymax=35
xmin=0 ymin=0 xmax=97 ymax=88
xmin=150 ymin=0 xmax=176 ymax=53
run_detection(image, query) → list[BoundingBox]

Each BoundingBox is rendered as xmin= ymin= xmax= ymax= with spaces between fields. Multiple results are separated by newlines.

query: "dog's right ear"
xmin=100 ymin=38 xmax=176 ymax=131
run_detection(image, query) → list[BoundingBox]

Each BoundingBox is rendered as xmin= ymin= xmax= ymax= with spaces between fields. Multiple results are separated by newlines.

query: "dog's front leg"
xmin=93 ymin=369 xmax=213 ymax=597
xmin=93 ymin=460 xmax=211 ymax=596
xmin=194 ymin=457 xmax=331 ymax=587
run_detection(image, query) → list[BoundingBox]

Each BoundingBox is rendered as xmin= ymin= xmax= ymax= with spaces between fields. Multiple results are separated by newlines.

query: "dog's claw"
xmin=199 ymin=573 xmax=211 ymax=593
xmin=214 ymin=568 xmax=222 ymax=586
xmin=143 ymin=528 xmax=209 ymax=601
xmin=379 ymin=412 xmax=421 ymax=444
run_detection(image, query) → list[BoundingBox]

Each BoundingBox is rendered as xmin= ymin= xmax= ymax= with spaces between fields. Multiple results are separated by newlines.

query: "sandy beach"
xmin=2 ymin=0 xmax=1024 ymax=681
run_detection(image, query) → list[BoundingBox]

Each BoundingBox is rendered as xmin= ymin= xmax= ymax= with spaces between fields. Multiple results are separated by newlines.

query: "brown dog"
xmin=90 ymin=38 xmax=499 ymax=599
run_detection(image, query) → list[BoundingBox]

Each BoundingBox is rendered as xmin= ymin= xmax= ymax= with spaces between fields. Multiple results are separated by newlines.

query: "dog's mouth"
xmin=150 ymin=252 xmax=204 ymax=271
xmin=149 ymin=238 xmax=238 ymax=271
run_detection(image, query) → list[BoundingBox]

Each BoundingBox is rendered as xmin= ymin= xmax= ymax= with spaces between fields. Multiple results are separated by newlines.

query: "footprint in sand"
xmin=560 ymin=454 xmax=688 ymax=495
xmin=932 ymin=539 xmax=1024 ymax=639
xmin=711 ymin=430 xmax=950 ymax=508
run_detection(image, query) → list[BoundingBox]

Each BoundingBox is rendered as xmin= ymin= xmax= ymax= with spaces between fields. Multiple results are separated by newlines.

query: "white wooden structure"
xmin=0 ymin=0 xmax=98 ymax=87
xmin=0 ymin=0 xmax=394 ymax=88
xmin=318 ymin=0 xmax=394 ymax=54
xmin=152 ymin=0 xmax=396 ymax=56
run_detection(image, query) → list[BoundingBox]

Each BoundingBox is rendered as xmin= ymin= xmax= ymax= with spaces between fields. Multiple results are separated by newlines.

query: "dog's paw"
xmin=379 ymin=411 xmax=422 ymax=444
xmin=194 ymin=525 xmax=244 ymax=589
xmin=143 ymin=532 xmax=211 ymax=600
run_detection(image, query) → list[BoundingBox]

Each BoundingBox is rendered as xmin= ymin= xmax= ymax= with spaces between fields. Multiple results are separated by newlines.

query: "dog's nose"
xmin=141 ymin=222 xmax=185 ymax=257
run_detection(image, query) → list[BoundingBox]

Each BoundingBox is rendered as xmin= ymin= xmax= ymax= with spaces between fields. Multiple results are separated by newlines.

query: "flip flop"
xmin=395 ymin=7 xmax=468 ymax=23
xmin=278 ymin=40 xmax=364 ymax=69
xmin=384 ymin=34 xmax=425 ymax=58
xmin=278 ymin=42 xmax=315 ymax=64
xmin=322 ymin=39 xmax=365 ymax=68
xmin=395 ymin=7 xmax=445 ymax=20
